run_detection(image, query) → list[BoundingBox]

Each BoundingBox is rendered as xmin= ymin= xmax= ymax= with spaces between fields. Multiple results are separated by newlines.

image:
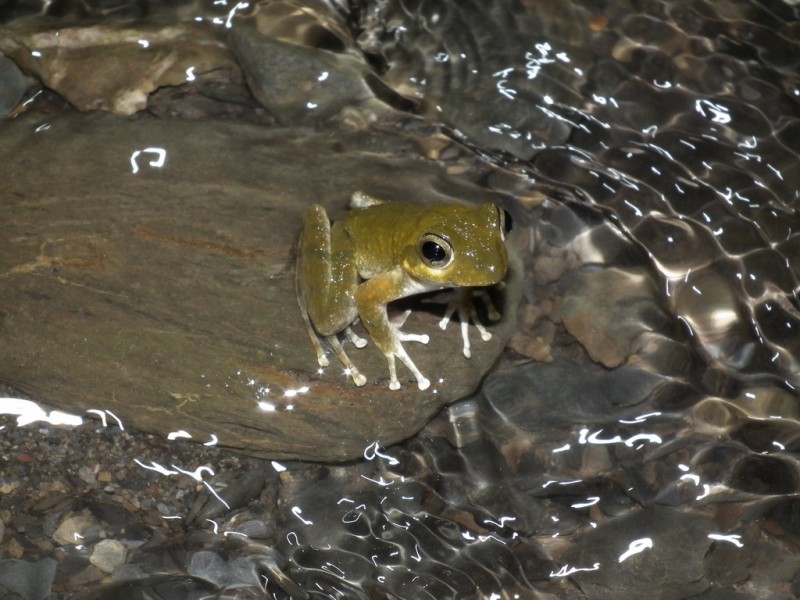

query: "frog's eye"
xmin=418 ymin=233 xmax=453 ymax=269
xmin=500 ymin=208 xmax=513 ymax=239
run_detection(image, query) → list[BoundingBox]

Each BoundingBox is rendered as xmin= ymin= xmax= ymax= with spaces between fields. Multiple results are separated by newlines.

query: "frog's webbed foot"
xmin=439 ymin=288 xmax=501 ymax=358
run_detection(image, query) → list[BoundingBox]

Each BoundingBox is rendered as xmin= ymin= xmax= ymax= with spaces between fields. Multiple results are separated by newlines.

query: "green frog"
xmin=296 ymin=191 xmax=510 ymax=390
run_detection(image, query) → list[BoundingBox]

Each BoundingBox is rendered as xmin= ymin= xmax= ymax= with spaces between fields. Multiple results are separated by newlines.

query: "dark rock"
xmin=68 ymin=575 xmax=219 ymax=600
xmin=0 ymin=112 xmax=522 ymax=461
xmin=0 ymin=55 xmax=26 ymax=116
xmin=555 ymin=507 xmax=713 ymax=600
xmin=483 ymin=357 xmax=667 ymax=433
xmin=231 ymin=27 xmax=393 ymax=126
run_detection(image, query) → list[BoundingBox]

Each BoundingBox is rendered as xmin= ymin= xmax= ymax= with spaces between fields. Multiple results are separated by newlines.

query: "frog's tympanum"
xmin=296 ymin=192 xmax=510 ymax=390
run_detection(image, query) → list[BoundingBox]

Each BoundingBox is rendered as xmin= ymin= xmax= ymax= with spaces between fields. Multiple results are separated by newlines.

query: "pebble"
xmin=78 ymin=465 xmax=97 ymax=485
xmin=89 ymin=539 xmax=127 ymax=574
xmin=53 ymin=515 xmax=97 ymax=546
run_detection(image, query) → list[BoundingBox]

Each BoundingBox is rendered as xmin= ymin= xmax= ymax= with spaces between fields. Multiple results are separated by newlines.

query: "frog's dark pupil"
xmin=503 ymin=209 xmax=513 ymax=234
xmin=422 ymin=240 xmax=446 ymax=263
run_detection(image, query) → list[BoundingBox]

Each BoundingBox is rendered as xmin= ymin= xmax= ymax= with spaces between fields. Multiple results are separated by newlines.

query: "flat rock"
xmin=0 ymin=112 xmax=521 ymax=461
xmin=0 ymin=22 xmax=237 ymax=115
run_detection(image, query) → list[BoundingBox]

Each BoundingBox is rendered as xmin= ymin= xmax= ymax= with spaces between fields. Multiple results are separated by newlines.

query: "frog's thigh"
xmin=300 ymin=206 xmax=358 ymax=335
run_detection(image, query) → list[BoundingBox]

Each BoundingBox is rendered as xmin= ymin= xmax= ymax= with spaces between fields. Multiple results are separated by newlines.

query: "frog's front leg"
xmin=297 ymin=205 xmax=366 ymax=386
xmin=356 ymin=270 xmax=434 ymax=391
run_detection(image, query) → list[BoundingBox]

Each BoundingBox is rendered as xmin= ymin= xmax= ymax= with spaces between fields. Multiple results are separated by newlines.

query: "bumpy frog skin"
xmin=296 ymin=191 xmax=510 ymax=390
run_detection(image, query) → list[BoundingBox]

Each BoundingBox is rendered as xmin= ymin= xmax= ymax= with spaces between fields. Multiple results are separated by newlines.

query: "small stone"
xmin=89 ymin=539 xmax=127 ymax=574
xmin=53 ymin=515 xmax=96 ymax=546
xmin=97 ymin=471 xmax=113 ymax=483
xmin=0 ymin=481 xmax=18 ymax=494
xmin=6 ymin=537 xmax=23 ymax=559
xmin=78 ymin=465 xmax=97 ymax=485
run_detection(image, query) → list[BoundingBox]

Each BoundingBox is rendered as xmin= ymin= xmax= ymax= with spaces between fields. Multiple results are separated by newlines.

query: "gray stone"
xmin=90 ymin=539 xmax=127 ymax=574
xmin=0 ymin=558 xmax=57 ymax=600
xmin=231 ymin=27 xmax=392 ymax=126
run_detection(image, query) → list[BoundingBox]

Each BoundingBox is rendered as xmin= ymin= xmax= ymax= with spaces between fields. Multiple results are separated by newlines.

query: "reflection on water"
xmin=2 ymin=0 xmax=800 ymax=598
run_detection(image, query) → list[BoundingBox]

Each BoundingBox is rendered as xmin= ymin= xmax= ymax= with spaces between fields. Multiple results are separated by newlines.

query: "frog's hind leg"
xmin=297 ymin=285 xmax=366 ymax=387
xmin=298 ymin=293 xmax=330 ymax=367
xmin=326 ymin=334 xmax=367 ymax=386
xmin=297 ymin=205 xmax=362 ymax=380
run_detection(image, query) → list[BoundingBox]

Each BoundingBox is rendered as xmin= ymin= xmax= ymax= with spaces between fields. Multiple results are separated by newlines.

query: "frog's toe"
xmin=344 ymin=326 xmax=368 ymax=348
xmin=353 ymin=372 xmax=367 ymax=386
xmin=417 ymin=378 xmax=431 ymax=391
xmin=389 ymin=379 xmax=401 ymax=391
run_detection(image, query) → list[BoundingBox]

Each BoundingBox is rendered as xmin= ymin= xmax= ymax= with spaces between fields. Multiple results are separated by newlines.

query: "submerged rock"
xmin=555 ymin=507 xmax=714 ymax=600
xmin=0 ymin=557 xmax=57 ymax=600
xmin=0 ymin=112 xmax=522 ymax=461
xmin=561 ymin=266 xmax=669 ymax=368
xmin=0 ymin=54 xmax=26 ymax=116
xmin=231 ymin=27 xmax=395 ymax=126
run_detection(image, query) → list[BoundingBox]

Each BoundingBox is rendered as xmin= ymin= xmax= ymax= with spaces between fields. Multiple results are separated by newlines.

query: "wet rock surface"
xmin=0 ymin=112 xmax=523 ymax=461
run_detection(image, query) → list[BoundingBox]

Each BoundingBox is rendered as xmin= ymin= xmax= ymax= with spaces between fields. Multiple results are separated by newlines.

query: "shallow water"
xmin=2 ymin=0 xmax=800 ymax=598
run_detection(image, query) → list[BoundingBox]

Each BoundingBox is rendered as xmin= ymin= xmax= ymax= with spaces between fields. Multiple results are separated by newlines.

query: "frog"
xmin=296 ymin=191 xmax=510 ymax=391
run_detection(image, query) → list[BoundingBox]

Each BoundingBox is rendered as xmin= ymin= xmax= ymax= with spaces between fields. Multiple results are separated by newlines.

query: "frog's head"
xmin=403 ymin=202 xmax=510 ymax=287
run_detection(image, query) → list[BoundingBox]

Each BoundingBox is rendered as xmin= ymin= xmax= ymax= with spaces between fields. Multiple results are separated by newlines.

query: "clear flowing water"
xmin=1 ymin=0 xmax=800 ymax=598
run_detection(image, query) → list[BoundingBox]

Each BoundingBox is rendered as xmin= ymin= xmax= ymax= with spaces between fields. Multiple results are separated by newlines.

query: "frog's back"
xmin=343 ymin=201 xmax=424 ymax=278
